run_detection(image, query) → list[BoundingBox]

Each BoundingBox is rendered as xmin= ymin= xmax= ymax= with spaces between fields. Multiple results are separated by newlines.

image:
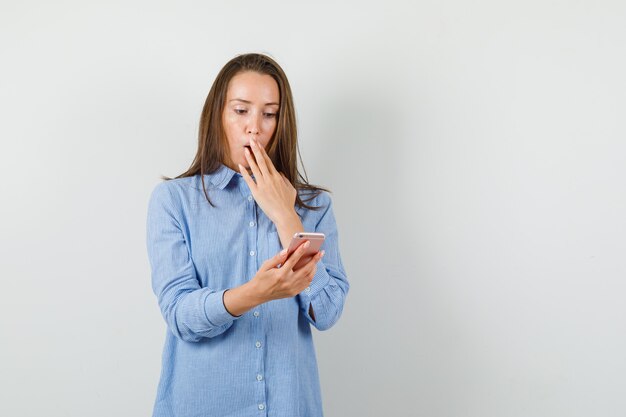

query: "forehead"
xmin=226 ymin=71 xmax=280 ymax=103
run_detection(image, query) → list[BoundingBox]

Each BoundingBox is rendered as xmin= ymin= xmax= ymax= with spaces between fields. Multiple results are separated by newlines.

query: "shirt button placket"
xmin=248 ymin=197 xmax=266 ymax=415
xmin=254 ymin=336 xmax=267 ymax=415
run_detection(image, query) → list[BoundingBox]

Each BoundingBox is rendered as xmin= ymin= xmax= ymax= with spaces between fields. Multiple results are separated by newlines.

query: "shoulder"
xmin=312 ymin=189 xmax=332 ymax=208
xmin=148 ymin=177 xmax=198 ymax=209
xmin=296 ymin=188 xmax=333 ymax=218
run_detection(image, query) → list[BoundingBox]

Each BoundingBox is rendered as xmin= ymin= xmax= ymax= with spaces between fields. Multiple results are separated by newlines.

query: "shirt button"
xmin=249 ymin=221 xmax=255 ymax=227
xmin=249 ymin=250 xmax=255 ymax=256
xmin=256 ymin=374 xmax=263 ymax=381
xmin=248 ymin=195 xmax=253 ymax=201
xmin=305 ymin=287 xmax=311 ymax=292
xmin=255 ymin=341 xmax=262 ymax=348
xmin=253 ymin=311 xmax=260 ymax=317
xmin=258 ymin=404 xmax=265 ymax=410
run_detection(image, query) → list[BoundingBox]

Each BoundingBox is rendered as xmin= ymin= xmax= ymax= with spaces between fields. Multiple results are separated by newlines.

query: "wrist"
xmin=223 ymin=281 xmax=266 ymax=317
xmin=274 ymin=210 xmax=300 ymax=229
xmin=244 ymin=278 xmax=270 ymax=305
xmin=274 ymin=210 xmax=305 ymax=250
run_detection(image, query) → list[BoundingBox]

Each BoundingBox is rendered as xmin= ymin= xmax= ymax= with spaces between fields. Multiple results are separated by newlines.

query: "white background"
xmin=1 ymin=1 xmax=625 ymax=416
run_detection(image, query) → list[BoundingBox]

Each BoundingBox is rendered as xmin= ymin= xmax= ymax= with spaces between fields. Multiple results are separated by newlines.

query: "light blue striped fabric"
xmin=146 ymin=163 xmax=349 ymax=417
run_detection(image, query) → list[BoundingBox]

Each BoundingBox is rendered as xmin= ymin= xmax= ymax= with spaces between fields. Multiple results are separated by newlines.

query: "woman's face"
xmin=222 ymin=71 xmax=280 ymax=171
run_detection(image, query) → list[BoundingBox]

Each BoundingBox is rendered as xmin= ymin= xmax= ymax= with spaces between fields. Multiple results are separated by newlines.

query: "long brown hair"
xmin=162 ymin=53 xmax=329 ymax=210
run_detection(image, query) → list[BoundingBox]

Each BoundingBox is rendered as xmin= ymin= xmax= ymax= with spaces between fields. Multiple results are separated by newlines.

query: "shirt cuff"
xmin=204 ymin=288 xmax=240 ymax=327
xmin=300 ymin=260 xmax=332 ymax=300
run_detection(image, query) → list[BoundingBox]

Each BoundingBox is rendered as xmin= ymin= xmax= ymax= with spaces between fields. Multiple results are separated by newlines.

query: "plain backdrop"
xmin=1 ymin=1 xmax=625 ymax=416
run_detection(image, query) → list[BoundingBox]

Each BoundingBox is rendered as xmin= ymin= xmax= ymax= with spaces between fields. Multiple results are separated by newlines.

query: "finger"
xmin=305 ymin=250 xmax=325 ymax=264
xmin=282 ymin=240 xmax=311 ymax=271
xmin=295 ymin=250 xmax=324 ymax=274
xmin=296 ymin=259 xmax=317 ymax=280
xmin=256 ymin=139 xmax=278 ymax=175
xmin=244 ymin=146 xmax=263 ymax=181
xmin=296 ymin=264 xmax=317 ymax=291
xmin=262 ymin=247 xmax=289 ymax=270
xmin=250 ymin=137 xmax=271 ymax=178
xmin=238 ymin=164 xmax=257 ymax=192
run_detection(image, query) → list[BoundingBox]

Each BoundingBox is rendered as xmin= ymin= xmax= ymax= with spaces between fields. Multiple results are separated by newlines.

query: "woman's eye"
xmin=264 ymin=113 xmax=277 ymax=118
xmin=234 ymin=109 xmax=247 ymax=115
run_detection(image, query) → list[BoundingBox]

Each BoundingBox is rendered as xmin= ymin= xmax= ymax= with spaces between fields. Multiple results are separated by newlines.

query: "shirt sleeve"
xmin=297 ymin=192 xmax=350 ymax=331
xmin=146 ymin=182 xmax=240 ymax=342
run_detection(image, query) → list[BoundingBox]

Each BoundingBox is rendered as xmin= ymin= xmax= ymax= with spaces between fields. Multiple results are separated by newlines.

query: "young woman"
xmin=146 ymin=53 xmax=349 ymax=417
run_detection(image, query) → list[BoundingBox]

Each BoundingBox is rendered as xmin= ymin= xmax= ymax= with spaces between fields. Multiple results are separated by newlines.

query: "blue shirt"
xmin=146 ymin=164 xmax=349 ymax=417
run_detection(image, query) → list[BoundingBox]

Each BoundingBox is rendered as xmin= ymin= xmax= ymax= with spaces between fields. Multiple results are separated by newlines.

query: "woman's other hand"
xmin=252 ymin=241 xmax=324 ymax=302
xmin=223 ymin=242 xmax=324 ymax=317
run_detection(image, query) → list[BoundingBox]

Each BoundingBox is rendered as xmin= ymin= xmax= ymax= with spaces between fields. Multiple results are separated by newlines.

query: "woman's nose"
xmin=246 ymin=113 xmax=262 ymax=134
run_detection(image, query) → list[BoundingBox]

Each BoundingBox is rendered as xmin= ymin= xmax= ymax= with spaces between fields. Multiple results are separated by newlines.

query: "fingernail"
xmin=320 ymin=250 xmax=325 ymax=258
xmin=280 ymin=248 xmax=287 ymax=256
xmin=304 ymin=241 xmax=311 ymax=248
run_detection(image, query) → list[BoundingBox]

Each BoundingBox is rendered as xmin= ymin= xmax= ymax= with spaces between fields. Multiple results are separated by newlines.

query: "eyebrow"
xmin=229 ymin=98 xmax=279 ymax=106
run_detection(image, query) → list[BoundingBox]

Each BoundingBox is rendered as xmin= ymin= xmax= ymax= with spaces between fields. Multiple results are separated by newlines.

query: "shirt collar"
xmin=205 ymin=164 xmax=240 ymax=190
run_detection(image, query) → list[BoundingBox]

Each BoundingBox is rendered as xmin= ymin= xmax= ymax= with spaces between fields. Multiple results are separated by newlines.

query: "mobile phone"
xmin=285 ymin=232 xmax=325 ymax=270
